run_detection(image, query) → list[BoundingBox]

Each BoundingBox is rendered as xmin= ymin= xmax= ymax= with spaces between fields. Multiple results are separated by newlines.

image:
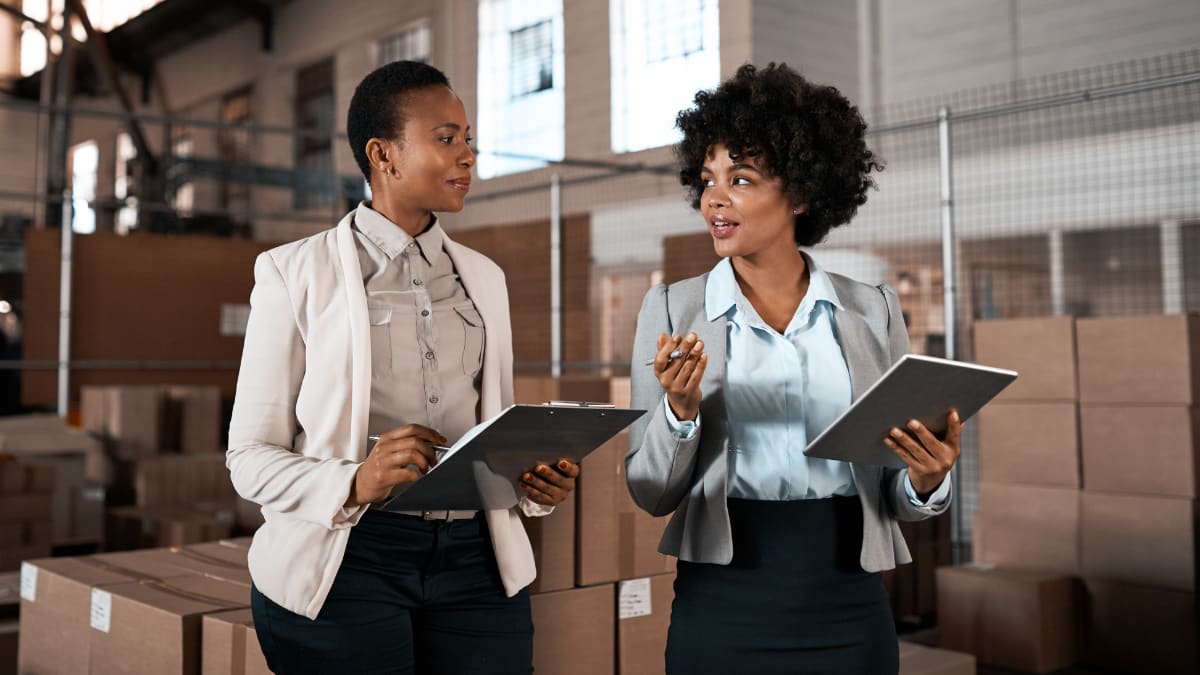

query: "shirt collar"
xmin=704 ymin=251 xmax=844 ymax=323
xmin=354 ymin=201 xmax=445 ymax=265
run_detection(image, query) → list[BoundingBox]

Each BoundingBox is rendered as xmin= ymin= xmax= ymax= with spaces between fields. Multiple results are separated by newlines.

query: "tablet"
xmin=802 ymin=354 xmax=1017 ymax=469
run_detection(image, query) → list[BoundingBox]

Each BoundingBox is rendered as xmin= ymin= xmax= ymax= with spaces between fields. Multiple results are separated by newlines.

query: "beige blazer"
xmin=626 ymin=271 xmax=950 ymax=572
xmin=227 ymin=211 xmax=538 ymax=620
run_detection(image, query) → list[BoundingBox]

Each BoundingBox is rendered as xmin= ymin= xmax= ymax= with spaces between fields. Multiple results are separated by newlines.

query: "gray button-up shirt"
xmin=353 ymin=202 xmax=485 ymax=449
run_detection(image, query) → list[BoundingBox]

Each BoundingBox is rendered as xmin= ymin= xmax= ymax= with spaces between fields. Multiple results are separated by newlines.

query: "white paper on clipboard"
xmin=802 ymin=354 xmax=1017 ymax=469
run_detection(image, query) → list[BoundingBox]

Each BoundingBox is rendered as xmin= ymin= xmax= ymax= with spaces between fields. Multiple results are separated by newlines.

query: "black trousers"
xmin=251 ymin=510 xmax=533 ymax=675
xmin=666 ymin=497 xmax=898 ymax=675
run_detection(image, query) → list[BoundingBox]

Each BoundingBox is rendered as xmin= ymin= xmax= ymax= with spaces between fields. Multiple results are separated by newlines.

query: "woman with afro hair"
xmin=625 ymin=63 xmax=963 ymax=674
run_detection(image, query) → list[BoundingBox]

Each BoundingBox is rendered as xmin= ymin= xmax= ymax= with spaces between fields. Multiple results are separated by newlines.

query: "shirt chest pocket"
xmin=367 ymin=306 xmax=393 ymax=371
xmin=453 ymin=305 xmax=486 ymax=379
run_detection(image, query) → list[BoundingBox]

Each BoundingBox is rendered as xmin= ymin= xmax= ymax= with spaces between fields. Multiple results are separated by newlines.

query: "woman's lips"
xmin=447 ymin=179 xmax=471 ymax=192
xmin=710 ymin=217 xmax=739 ymax=239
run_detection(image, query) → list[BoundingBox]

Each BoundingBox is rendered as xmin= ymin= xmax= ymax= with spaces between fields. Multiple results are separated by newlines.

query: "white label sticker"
xmin=19 ymin=562 xmax=36 ymax=603
xmin=618 ymin=577 xmax=652 ymax=620
xmin=90 ymin=589 xmax=112 ymax=633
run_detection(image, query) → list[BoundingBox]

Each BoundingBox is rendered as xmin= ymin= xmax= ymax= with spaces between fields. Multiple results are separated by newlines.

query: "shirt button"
xmin=413 ymin=279 xmax=423 ymax=286
xmin=429 ymin=395 xmax=439 ymax=404
xmin=425 ymin=351 xmax=434 ymax=360
xmin=421 ymin=309 xmax=430 ymax=317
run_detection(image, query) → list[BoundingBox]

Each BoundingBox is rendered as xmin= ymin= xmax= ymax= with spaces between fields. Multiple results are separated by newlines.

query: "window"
xmin=477 ymin=0 xmax=565 ymax=178
xmin=380 ymin=20 xmax=431 ymax=64
xmin=219 ymin=87 xmax=253 ymax=214
xmin=69 ymin=141 xmax=97 ymax=234
xmin=610 ymin=0 xmax=720 ymax=153
xmin=19 ymin=0 xmax=56 ymax=77
xmin=509 ymin=20 xmax=553 ymax=97
xmin=294 ymin=60 xmax=334 ymax=210
xmin=114 ymin=132 xmax=138 ymax=232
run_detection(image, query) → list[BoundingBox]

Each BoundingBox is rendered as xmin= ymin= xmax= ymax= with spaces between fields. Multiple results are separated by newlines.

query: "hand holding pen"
xmin=650 ymin=332 xmax=707 ymax=422
xmin=346 ymin=424 xmax=447 ymax=507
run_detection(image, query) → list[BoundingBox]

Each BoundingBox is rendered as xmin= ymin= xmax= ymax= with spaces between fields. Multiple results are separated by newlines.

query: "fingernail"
xmin=890 ymin=428 xmax=904 ymax=438
xmin=523 ymin=473 xmax=533 ymax=481
xmin=559 ymin=460 xmax=569 ymax=469
xmin=907 ymin=420 xmax=919 ymax=430
xmin=537 ymin=466 xmax=550 ymax=475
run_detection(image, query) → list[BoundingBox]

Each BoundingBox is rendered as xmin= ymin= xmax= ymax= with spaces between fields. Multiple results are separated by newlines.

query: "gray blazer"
xmin=625 ymin=270 xmax=951 ymax=572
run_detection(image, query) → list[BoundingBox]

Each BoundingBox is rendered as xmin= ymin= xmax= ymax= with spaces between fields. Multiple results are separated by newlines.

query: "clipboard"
xmin=381 ymin=402 xmax=646 ymax=511
xmin=802 ymin=354 xmax=1017 ymax=469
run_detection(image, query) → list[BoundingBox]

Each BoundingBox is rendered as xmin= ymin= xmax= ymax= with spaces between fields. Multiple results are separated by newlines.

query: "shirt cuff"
xmin=662 ymin=396 xmax=699 ymax=440
xmin=904 ymin=472 xmax=951 ymax=507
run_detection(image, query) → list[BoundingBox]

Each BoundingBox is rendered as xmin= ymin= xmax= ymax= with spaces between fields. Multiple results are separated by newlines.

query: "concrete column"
xmin=1049 ymin=229 xmax=1065 ymax=316
xmin=1161 ymin=219 xmax=1183 ymax=314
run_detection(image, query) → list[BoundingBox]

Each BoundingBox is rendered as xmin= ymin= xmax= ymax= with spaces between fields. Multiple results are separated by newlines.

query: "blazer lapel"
xmin=335 ymin=212 xmax=371 ymax=455
xmin=833 ymin=307 xmax=875 ymax=402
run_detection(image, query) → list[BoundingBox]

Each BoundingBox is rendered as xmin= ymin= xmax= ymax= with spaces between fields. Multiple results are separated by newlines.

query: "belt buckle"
xmin=421 ymin=510 xmax=444 ymax=521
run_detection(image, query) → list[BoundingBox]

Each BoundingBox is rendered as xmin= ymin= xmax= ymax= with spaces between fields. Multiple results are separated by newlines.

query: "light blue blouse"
xmin=666 ymin=255 xmax=949 ymax=504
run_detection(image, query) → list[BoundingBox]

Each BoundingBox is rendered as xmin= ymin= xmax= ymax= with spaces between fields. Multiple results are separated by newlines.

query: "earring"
xmin=387 ymin=167 xmax=398 ymax=178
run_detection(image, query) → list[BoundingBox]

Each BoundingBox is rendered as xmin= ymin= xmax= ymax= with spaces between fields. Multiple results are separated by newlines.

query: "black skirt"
xmin=666 ymin=496 xmax=898 ymax=675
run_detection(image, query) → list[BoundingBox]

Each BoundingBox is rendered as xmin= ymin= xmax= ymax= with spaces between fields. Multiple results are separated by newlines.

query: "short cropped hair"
xmin=347 ymin=60 xmax=451 ymax=182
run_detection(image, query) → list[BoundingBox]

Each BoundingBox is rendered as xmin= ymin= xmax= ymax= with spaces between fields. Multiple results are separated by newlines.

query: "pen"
xmin=642 ymin=349 xmax=683 ymax=367
xmin=367 ymin=435 xmax=451 ymax=455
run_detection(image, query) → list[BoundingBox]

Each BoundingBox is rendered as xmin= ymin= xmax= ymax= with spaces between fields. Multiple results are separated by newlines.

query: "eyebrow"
xmin=432 ymin=123 xmax=471 ymax=132
xmin=700 ymin=162 xmax=763 ymax=174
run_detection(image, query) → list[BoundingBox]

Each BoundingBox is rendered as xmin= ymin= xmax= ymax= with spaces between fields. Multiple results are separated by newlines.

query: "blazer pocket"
xmin=367 ymin=306 xmax=392 ymax=371
xmin=453 ymin=305 xmax=486 ymax=378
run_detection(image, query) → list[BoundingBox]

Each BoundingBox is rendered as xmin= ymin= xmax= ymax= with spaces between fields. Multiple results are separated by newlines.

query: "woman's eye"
xmin=439 ymin=136 xmax=454 ymax=144
xmin=702 ymin=178 xmax=715 ymax=188
xmin=732 ymin=176 xmax=751 ymax=185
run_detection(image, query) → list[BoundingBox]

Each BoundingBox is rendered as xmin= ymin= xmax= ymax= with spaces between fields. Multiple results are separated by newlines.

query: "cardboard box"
xmin=202 ymin=609 xmax=272 ymax=675
xmin=936 ymin=565 xmax=1081 ymax=673
xmin=527 ymin=491 xmax=577 ymax=594
xmin=89 ymin=574 xmax=250 ymax=675
xmin=976 ymin=483 xmax=1080 ymax=574
xmin=531 ymin=584 xmax=615 ymax=675
xmin=81 ymin=385 xmax=165 ymax=459
xmin=577 ymin=431 xmax=624 ymax=586
xmin=617 ymin=573 xmax=674 ymax=675
xmin=513 ymin=375 xmax=613 ymax=406
xmin=1076 ymin=314 xmax=1200 ymax=404
xmin=135 ymin=454 xmax=237 ymax=509
xmin=0 ymin=493 xmax=53 ymax=522
xmin=18 ymin=555 xmax=189 ymax=674
xmin=0 ymin=620 xmax=16 ymax=675
xmin=979 ymin=402 xmax=1079 ymax=488
xmin=618 ymin=506 xmax=674 ymax=580
xmin=973 ymin=317 xmax=1076 ymax=401
xmin=898 ymin=642 xmax=976 ymax=675
xmin=0 ymin=416 xmax=107 ymax=545
xmin=165 ymin=386 xmax=223 ymax=455
xmin=1080 ymin=492 xmax=1197 ymax=590
xmin=1080 ymin=405 xmax=1199 ymax=497
xmin=98 ymin=547 xmax=251 ymax=586
xmin=1083 ymin=579 xmax=1198 ymax=675
xmin=0 ymin=461 xmax=55 ymax=495
xmin=106 ymin=504 xmax=235 ymax=552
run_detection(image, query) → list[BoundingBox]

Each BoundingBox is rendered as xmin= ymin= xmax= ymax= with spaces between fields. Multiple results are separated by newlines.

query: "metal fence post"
xmin=937 ymin=107 xmax=966 ymax=561
xmin=550 ymin=173 xmax=562 ymax=378
xmin=58 ymin=189 xmax=74 ymax=417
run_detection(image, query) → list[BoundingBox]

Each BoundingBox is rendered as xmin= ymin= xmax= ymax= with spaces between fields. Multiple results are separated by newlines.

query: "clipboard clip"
xmin=545 ymin=400 xmax=616 ymax=408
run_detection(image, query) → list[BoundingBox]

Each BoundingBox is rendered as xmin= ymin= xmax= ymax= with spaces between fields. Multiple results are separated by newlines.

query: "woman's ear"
xmin=365 ymin=138 xmax=393 ymax=178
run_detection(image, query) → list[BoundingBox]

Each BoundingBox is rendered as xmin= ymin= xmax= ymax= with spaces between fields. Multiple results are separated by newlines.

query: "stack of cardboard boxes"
xmin=0 ymin=415 xmax=106 ymax=548
xmin=17 ymin=538 xmax=263 ymax=675
xmin=515 ymin=375 xmax=676 ymax=675
xmin=80 ymin=384 xmax=262 ymax=549
xmin=1074 ymin=315 xmax=1199 ymax=674
xmin=944 ymin=315 xmax=1200 ymax=674
xmin=940 ymin=317 xmax=1085 ymax=673
xmin=0 ymin=459 xmax=55 ymax=572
